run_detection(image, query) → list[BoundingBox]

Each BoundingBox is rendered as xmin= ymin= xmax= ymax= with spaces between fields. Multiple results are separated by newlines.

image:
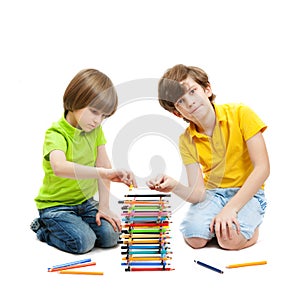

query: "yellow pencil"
xmin=129 ymin=183 xmax=134 ymax=191
xmin=59 ymin=270 xmax=104 ymax=275
xmin=226 ymin=260 xmax=267 ymax=268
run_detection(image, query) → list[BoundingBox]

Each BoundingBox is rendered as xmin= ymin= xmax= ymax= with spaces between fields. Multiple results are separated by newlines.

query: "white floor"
xmin=3 ymin=187 xmax=298 ymax=300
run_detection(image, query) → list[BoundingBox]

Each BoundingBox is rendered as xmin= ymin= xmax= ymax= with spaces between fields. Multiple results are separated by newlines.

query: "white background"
xmin=1 ymin=0 xmax=299 ymax=299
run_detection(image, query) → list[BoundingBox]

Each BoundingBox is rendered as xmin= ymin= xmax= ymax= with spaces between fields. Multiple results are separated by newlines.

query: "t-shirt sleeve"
xmin=238 ymin=105 xmax=267 ymax=141
xmin=179 ymin=133 xmax=198 ymax=165
xmin=43 ymin=129 xmax=68 ymax=161
xmin=96 ymin=126 xmax=107 ymax=147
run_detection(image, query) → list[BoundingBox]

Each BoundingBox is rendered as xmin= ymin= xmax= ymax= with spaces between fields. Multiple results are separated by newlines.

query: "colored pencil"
xmin=123 ymin=205 xmax=170 ymax=210
xmin=226 ymin=260 xmax=267 ymax=268
xmin=122 ymin=222 xmax=170 ymax=227
xmin=121 ymin=245 xmax=164 ymax=249
xmin=125 ymin=267 xmax=174 ymax=271
xmin=121 ymin=262 xmax=169 ymax=266
xmin=123 ymin=194 xmax=170 ymax=197
xmin=120 ymin=234 xmax=170 ymax=239
xmin=48 ymin=261 xmax=96 ymax=272
xmin=122 ymin=212 xmax=169 ymax=216
xmin=121 ymin=250 xmax=172 ymax=255
xmin=123 ymin=217 xmax=169 ymax=223
xmin=121 ymin=239 xmax=170 ymax=244
xmin=59 ymin=270 xmax=104 ymax=275
xmin=122 ymin=256 xmax=171 ymax=261
xmin=119 ymin=201 xmax=168 ymax=205
xmin=194 ymin=260 xmax=224 ymax=274
xmin=48 ymin=258 xmax=91 ymax=271
xmin=122 ymin=229 xmax=169 ymax=233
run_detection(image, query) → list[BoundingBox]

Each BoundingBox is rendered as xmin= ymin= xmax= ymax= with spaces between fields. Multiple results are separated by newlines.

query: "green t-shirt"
xmin=35 ymin=116 xmax=106 ymax=209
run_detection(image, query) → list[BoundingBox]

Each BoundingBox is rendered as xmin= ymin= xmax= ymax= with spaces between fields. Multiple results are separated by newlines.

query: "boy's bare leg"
xmin=184 ymin=237 xmax=209 ymax=249
xmin=217 ymin=227 xmax=259 ymax=250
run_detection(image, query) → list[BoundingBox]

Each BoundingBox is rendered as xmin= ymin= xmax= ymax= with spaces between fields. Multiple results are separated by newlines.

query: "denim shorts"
xmin=180 ymin=188 xmax=267 ymax=240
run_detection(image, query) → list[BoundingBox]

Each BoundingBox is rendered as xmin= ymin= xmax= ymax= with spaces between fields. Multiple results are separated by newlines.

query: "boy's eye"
xmin=89 ymin=108 xmax=99 ymax=115
xmin=189 ymin=88 xmax=196 ymax=95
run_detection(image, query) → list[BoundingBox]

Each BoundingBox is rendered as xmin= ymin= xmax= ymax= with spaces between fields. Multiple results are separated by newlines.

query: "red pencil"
xmin=122 ymin=222 xmax=170 ymax=227
xmin=48 ymin=261 xmax=96 ymax=272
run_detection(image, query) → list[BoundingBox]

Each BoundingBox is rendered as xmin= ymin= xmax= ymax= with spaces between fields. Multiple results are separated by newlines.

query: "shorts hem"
xmin=182 ymin=233 xmax=213 ymax=240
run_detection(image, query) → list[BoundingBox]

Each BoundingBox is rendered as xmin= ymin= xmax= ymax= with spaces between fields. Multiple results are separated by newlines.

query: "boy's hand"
xmin=95 ymin=208 xmax=121 ymax=231
xmin=147 ymin=174 xmax=176 ymax=193
xmin=209 ymin=207 xmax=240 ymax=241
xmin=102 ymin=169 xmax=137 ymax=187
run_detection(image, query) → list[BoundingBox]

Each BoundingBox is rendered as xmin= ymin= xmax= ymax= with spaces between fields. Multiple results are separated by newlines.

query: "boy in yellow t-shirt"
xmin=147 ymin=64 xmax=270 ymax=250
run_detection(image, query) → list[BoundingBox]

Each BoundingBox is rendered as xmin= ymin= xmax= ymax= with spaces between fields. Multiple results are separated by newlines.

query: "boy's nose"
xmin=94 ymin=115 xmax=103 ymax=124
xmin=186 ymin=96 xmax=195 ymax=107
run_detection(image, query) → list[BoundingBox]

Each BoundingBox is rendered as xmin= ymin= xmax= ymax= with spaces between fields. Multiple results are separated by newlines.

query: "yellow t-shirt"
xmin=179 ymin=103 xmax=267 ymax=189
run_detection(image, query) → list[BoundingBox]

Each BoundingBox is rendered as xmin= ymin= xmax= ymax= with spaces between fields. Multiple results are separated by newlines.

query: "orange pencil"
xmin=59 ymin=270 xmax=104 ymax=275
xmin=226 ymin=260 xmax=267 ymax=268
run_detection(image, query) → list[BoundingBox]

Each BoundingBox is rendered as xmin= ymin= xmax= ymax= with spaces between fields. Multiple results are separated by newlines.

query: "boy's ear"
xmin=173 ymin=110 xmax=182 ymax=118
xmin=205 ymin=84 xmax=213 ymax=97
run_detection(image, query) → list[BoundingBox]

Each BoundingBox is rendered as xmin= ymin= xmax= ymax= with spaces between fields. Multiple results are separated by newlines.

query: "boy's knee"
xmin=184 ymin=237 xmax=208 ymax=249
xmin=67 ymin=231 xmax=96 ymax=254
xmin=217 ymin=228 xmax=259 ymax=250
xmin=98 ymin=230 xmax=119 ymax=248
xmin=95 ymin=220 xmax=120 ymax=248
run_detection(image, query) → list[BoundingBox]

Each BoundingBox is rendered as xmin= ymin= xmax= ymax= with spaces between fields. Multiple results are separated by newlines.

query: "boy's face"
xmin=174 ymin=76 xmax=212 ymax=123
xmin=73 ymin=107 xmax=107 ymax=132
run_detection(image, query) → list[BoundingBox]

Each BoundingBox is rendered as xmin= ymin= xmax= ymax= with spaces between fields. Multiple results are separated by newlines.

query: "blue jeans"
xmin=36 ymin=198 xmax=120 ymax=254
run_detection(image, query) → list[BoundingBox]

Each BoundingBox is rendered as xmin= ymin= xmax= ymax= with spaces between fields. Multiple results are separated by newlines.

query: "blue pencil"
xmin=194 ymin=260 xmax=224 ymax=274
xmin=48 ymin=258 xmax=91 ymax=271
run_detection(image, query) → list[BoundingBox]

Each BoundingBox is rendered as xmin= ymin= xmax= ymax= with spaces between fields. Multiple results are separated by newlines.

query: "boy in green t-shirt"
xmin=31 ymin=69 xmax=136 ymax=254
xmin=147 ymin=64 xmax=270 ymax=250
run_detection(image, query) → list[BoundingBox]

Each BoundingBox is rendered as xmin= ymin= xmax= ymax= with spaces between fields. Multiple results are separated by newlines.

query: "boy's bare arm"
xmin=49 ymin=149 xmax=135 ymax=184
xmin=223 ymin=132 xmax=270 ymax=213
xmin=147 ymin=163 xmax=206 ymax=203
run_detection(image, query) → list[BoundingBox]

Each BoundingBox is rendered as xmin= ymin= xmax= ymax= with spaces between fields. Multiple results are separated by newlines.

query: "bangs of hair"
xmin=63 ymin=69 xmax=118 ymax=116
xmin=89 ymin=85 xmax=118 ymax=117
xmin=158 ymin=78 xmax=186 ymax=104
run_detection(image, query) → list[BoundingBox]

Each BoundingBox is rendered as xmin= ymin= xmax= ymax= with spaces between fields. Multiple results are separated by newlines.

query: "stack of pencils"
xmin=118 ymin=190 xmax=174 ymax=271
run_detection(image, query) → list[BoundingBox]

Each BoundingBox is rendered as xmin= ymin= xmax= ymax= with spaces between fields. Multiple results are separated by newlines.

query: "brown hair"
xmin=158 ymin=64 xmax=216 ymax=113
xmin=63 ymin=69 xmax=118 ymax=117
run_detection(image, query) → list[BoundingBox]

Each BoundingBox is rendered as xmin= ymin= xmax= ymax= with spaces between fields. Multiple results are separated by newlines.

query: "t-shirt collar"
xmin=187 ymin=104 xmax=226 ymax=138
xmin=59 ymin=114 xmax=84 ymax=136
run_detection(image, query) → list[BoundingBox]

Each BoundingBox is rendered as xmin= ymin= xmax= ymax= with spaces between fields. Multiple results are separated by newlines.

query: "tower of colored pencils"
xmin=118 ymin=189 xmax=174 ymax=271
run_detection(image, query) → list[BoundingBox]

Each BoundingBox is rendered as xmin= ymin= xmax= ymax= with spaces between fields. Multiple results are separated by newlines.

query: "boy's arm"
xmin=147 ymin=163 xmax=206 ymax=203
xmin=95 ymin=145 xmax=121 ymax=229
xmin=173 ymin=163 xmax=206 ymax=203
xmin=223 ymin=132 xmax=270 ymax=213
xmin=49 ymin=149 xmax=135 ymax=185
xmin=210 ymin=132 xmax=270 ymax=238
xmin=96 ymin=145 xmax=112 ymax=211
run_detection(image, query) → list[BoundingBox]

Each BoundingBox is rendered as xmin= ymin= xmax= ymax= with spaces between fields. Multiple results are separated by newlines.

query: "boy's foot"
xmin=30 ymin=218 xmax=42 ymax=233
